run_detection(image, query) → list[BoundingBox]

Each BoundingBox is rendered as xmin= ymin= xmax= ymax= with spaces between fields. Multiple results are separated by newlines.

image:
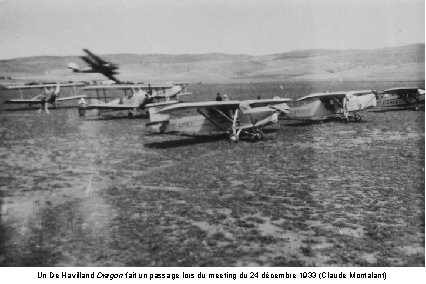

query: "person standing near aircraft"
xmin=216 ymin=93 xmax=222 ymax=101
xmin=38 ymin=93 xmax=49 ymax=114
xmin=223 ymin=94 xmax=229 ymax=101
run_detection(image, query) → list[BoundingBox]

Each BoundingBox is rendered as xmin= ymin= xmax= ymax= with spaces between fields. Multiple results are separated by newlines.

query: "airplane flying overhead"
xmin=67 ymin=49 xmax=120 ymax=83
xmin=79 ymin=83 xmax=191 ymax=119
xmin=375 ymin=87 xmax=425 ymax=110
xmin=3 ymin=82 xmax=87 ymax=113
xmin=145 ymin=97 xmax=291 ymax=142
xmin=285 ymin=90 xmax=377 ymax=122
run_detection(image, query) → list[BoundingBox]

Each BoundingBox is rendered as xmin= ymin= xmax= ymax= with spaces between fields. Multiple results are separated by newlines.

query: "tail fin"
xmin=67 ymin=62 xmax=80 ymax=72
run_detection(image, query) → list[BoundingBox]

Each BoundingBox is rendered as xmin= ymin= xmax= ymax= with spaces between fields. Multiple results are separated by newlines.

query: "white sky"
xmin=0 ymin=0 xmax=424 ymax=59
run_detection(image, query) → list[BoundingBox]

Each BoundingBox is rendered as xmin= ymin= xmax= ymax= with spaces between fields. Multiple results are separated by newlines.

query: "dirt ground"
xmin=0 ymin=81 xmax=424 ymax=266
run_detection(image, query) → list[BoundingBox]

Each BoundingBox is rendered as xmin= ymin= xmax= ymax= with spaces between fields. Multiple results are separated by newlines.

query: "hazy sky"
xmin=0 ymin=0 xmax=424 ymax=59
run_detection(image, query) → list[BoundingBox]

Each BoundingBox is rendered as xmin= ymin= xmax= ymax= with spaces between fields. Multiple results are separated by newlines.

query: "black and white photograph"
xmin=0 ymin=0 xmax=424 ymax=273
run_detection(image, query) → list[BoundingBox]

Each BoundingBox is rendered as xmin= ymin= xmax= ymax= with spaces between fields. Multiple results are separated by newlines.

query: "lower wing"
xmin=84 ymin=103 xmax=139 ymax=110
xmin=56 ymin=95 xmax=87 ymax=102
xmin=4 ymin=99 xmax=41 ymax=105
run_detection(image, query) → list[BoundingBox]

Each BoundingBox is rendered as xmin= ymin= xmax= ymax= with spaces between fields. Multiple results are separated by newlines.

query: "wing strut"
xmin=197 ymin=108 xmax=228 ymax=132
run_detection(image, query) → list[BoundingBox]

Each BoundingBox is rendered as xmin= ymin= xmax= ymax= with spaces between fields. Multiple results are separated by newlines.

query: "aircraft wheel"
xmin=354 ymin=113 xmax=362 ymax=122
xmin=128 ymin=111 xmax=134 ymax=119
xmin=229 ymin=135 xmax=238 ymax=143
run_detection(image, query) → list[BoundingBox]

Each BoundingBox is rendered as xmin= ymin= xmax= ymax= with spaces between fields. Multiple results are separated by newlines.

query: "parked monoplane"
xmin=67 ymin=49 xmax=120 ymax=83
xmin=3 ymin=82 xmax=86 ymax=113
xmin=285 ymin=90 xmax=376 ymax=122
xmin=375 ymin=87 xmax=425 ymax=110
xmin=146 ymin=97 xmax=291 ymax=141
xmin=79 ymin=83 xmax=191 ymax=118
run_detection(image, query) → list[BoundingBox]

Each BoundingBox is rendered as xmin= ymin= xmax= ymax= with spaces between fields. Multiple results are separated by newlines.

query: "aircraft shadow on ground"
xmin=144 ymin=135 xmax=226 ymax=149
xmin=2 ymin=106 xmax=76 ymax=112
xmin=144 ymin=129 xmax=280 ymax=148
xmin=82 ymin=116 xmax=147 ymax=121
xmin=281 ymin=118 xmax=370 ymax=127
xmin=368 ymin=108 xmax=424 ymax=113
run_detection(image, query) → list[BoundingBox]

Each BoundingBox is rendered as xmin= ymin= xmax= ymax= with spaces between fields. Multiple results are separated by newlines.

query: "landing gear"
xmin=252 ymin=129 xmax=265 ymax=141
xmin=78 ymin=107 xmax=86 ymax=117
xmin=346 ymin=112 xmax=361 ymax=123
xmin=128 ymin=111 xmax=135 ymax=119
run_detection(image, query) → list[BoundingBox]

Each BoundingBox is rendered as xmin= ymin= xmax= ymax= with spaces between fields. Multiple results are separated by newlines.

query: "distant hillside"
xmin=0 ymin=44 xmax=424 ymax=83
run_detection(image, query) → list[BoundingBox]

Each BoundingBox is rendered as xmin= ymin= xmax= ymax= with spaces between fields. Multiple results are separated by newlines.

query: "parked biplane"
xmin=285 ymin=90 xmax=377 ymax=122
xmin=78 ymin=83 xmax=191 ymax=118
xmin=67 ymin=49 xmax=120 ymax=83
xmin=3 ymin=82 xmax=86 ymax=113
xmin=145 ymin=97 xmax=291 ymax=142
xmin=375 ymin=87 xmax=425 ymax=110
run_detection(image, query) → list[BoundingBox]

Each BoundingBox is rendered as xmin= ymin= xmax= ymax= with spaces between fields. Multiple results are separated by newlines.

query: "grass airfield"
xmin=0 ymin=81 xmax=424 ymax=266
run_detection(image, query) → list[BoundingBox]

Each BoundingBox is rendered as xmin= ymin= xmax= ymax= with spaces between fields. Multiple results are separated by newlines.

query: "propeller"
xmin=148 ymin=83 xmax=153 ymax=96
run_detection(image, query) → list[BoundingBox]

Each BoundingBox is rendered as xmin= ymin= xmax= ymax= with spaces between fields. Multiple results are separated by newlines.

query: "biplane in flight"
xmin=78 ymin=83 xmax=191 ymax=119
xmin=285 ymin=90 xmax=377 ymax=122
xmin=3 ymin=82 xmax=86 ymax=113
xmin=67 ymin=49 xmax=120 ymax=83
xmin=375 ymin=87 xmax=425 ymax=110
xmin=145 ymin=97 xmax=291 ymax=142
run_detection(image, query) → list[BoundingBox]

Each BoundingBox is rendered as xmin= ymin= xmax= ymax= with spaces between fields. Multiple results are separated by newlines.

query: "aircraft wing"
xmin=82 ymin=83 xmax=175 ymax=91
xmin=85 ymin=104 xmax=139 ymax=110
xmin=4 ymin=82 xmax=85 ymax=90
xmin=296 ymin=92 xmax=346 ymax=101
xmin=4 ymin=99 xmax=42 ymax=105
xmin=56 ymin=94 xmax=87 ymax=102
xmin=103 ymin=72 xmax=120 ymax=83
xmin=84 ymin=101 xmax=140 ymax=110
xmin=83 ymin=49 xmax=108 ymax=65
xmin=155 ymin=101 xmax=241 ymax=113
xmin=245 ymin=98 xmax=292 ymax=107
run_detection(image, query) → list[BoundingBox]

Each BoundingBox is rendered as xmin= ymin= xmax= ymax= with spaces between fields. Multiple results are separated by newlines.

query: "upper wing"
xmin=82 ymin=83 xmax=175 ymax=91
xmin=4 ymin=82 xmax=85 ymax=90
xmin=155 ymin=101 xmax=241 ymax=114
xmin=296 ymin=92 xmax=346 ymax=101
xmin=245 ymin=98 xmax=292 ymax=107
xmin=83 ymin=49 xmax=108 ymax=65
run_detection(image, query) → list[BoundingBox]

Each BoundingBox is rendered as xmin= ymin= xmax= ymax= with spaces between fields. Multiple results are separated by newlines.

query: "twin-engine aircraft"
xmin=375 ymin=87 xmax=425 ymax=110
xmin=79 ymin=83 xmax=191 ymax=119
xmin=3 ymin=82 xmax=86 ymax=112
xmin=67 ymin=49 xmax=120 ymax=83
xmin=285 ymin=90 xmax=377 ymax=122
xmin=146 ymin=97 xmax=291 ymax=141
